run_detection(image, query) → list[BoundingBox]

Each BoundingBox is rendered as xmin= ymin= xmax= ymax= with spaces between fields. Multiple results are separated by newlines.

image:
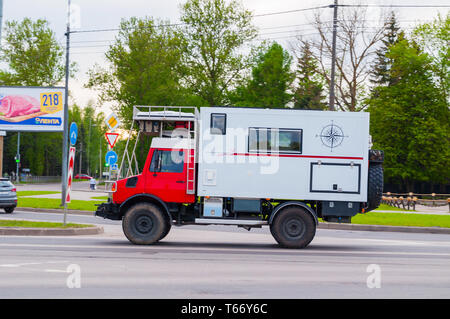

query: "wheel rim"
xmin=283 ymin=217 xmax=305 ymax=239
xmin=135 ymin=215 xmax=153 ymax=234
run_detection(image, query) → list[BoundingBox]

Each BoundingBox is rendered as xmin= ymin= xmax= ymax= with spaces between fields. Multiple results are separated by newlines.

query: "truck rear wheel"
xmin=122 ymin=203 xmax=165 ymax=245
xmin=367 ymin=164 xmax=383 ymax=212
xmin=270 ymin=207 xmax=316 ymax=249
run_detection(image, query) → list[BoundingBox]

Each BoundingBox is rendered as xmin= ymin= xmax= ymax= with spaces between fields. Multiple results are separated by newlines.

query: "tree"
xmin=87 ymin=17 xmax=193 ymax=127
xmin=308 ymin=6 xmax=385 ymax=111
xmin=413 ymin=13 xmax=449 ymax=99
xmin=292 ymin=41 xmax=327 ymax=110
xmin=370 ymin=11 xmax=404 ymax=87
xmin=0 ymin=18 xmax=74 ymax=86
xmin=180 ymin=0 xmax=257 ymax=106
xmin=69 ymin=102 xmax=107 ymax=178
xmin=367 ymin=39 xmax=450 ymax=190
xmin=229 ymin=42 xmax=294 ymax=108
xmin=0 ymin=18 xmax=73 ymax=176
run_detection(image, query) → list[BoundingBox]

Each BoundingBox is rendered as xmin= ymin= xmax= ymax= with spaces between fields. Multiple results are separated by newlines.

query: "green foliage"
xmin=0 ymin=18 xmax=75 ymax=86
xmin=413 ymin=13 xmax=450 ymax=99
xmin=229 ymin=42 xmax=294 ymax=107
xmin=292 ymin=41 xmax=327 ymax=110
xmin=180 ymin=0 xmax=257 ymax=106
xmin=87 ymin=17 xmax=191 ymax=127
xmin=367 ymin=39 xmax=450 ymax=189
xmin=370 ymin=11 xmax=404 ymax=87
xmin=69 ymin=102 xmax=108 ymax=178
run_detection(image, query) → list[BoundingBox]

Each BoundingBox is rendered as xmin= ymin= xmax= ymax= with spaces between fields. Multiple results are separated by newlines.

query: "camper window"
xmin=248 ymin=128 xmax=302 ymax=154
xmin=210 ymin=113 xmax=226 ymax=135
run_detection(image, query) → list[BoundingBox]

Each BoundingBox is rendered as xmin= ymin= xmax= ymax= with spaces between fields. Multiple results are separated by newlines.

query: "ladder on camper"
xmin=118 ymin=106 xmax=199 ymax=195
xmin=186 ymin=120 xmax=196 ymax=194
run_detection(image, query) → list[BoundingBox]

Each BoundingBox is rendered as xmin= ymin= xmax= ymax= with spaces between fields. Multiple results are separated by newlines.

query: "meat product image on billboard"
xmin=0 ymin=86 xmax=65 ymax=132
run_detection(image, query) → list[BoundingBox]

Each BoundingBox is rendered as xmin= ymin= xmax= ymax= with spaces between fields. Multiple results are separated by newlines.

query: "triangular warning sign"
xmin=105 ymin=132 xmax=119 ymax=148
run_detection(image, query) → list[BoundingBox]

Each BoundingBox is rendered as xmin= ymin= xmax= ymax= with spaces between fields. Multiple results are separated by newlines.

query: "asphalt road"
xmin=1 ymin=210 xmax=450 ymax=299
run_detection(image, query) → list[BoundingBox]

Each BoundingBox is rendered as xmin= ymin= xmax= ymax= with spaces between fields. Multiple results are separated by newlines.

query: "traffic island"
xmin=0 ymin=220 xmax=103 ymax=236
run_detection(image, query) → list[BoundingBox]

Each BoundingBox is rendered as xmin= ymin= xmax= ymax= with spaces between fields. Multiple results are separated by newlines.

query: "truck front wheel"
xmin=270 ymin=207 xmax=316 ymax=249
xmin=122 ymin=203 xmax=165 ymax=245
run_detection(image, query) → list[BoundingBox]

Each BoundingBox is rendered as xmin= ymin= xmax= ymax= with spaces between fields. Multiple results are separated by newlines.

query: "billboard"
xmin=0 ymin=86 xmax=65 ymax=132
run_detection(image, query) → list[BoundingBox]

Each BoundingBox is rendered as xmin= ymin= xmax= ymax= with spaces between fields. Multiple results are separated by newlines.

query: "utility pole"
xmin=61 ymin=0 xmax=71 ymax=207
xmin=0 ymin=0 xmax=4 ymax=177
xmin=79 ymin=141 xmax=82 ymax=175
xmin=16 ymin=133 xmax=20 ymax=182
xmin=329 ymin=0 xmax=338 ymax=111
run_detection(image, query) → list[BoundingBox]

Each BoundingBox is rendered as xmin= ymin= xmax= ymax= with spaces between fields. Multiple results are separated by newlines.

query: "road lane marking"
xmin=0 ymin=243 xmax=449 ymax=258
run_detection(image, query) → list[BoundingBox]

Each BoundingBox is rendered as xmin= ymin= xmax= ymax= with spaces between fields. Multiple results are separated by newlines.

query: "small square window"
xmin=210 ymin=113 xmax=226 ymax=135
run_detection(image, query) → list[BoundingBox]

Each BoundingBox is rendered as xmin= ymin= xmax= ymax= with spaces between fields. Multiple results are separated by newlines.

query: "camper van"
xmin=95 ymin=106 xmax=383 ymax=248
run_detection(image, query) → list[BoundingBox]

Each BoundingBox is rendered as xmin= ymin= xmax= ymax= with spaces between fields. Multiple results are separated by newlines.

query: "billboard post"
xmin=61 ymin=0 xmax=71 ymax=209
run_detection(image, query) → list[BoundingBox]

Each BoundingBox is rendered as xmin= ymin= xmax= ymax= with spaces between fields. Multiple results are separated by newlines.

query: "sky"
xmin=2 ymin=0 xmax=449 ymax=116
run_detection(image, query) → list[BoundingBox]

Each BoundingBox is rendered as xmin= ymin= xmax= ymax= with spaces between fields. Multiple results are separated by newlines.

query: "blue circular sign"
xmin=69 ymin=122 xmax=78 ymax=145
xmin=105 ymin=150 xmax=118 ymax=165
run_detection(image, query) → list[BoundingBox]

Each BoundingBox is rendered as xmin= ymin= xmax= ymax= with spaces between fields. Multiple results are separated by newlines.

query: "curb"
xmin=0 ymin=226 xmax=104 ymax=236
xmin=318 ymin=222 xmax=450 ymax=234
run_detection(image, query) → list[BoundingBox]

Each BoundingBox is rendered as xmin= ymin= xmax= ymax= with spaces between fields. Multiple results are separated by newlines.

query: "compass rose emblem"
xmin=317 ymin=121 xmax=348 ymax=151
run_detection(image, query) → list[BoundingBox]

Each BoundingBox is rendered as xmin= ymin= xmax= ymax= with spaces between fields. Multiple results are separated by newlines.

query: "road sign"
xmin=65 ymin=146 xmax=76 ymax=203
xmin=105 ymin=112 xmax=121 ymax=132
xmin=105 ymin=150 xmax=118 ymax=166
xmin=105 ymin=132 xmax=119 ymax=148
xmin=111 ymin=163 xmax=118 ymax=171
xmin=69 ymin=122 xmax=78 ymax=145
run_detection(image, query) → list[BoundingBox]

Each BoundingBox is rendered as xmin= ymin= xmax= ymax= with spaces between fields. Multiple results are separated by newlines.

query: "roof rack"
xmin=133 ymin=106 xmax=198 ymax=123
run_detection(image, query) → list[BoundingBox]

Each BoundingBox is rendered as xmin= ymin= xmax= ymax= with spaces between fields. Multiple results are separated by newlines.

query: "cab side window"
xmin=150 ymin=150 xmax=184 ymax=173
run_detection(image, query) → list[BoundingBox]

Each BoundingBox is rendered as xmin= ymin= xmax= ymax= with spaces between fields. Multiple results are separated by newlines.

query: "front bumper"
xmin=95 ymin=202 xmax=121 ymax=220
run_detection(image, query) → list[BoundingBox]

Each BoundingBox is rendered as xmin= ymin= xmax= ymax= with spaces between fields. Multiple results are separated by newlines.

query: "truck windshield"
xmin=150 ymin=150 xmax=184 ymax=173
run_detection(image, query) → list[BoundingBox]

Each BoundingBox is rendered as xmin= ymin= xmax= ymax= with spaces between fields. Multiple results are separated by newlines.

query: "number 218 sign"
xmin=40 ymin=92 xmax=63 ymax=114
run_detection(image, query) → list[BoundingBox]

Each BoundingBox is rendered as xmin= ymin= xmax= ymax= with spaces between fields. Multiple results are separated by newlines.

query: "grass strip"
xmin=90 ymin=196 xmax=109 ymax=200
xmin=17 ymin=191 xmax=60 ymax=197
xmin=0 ymin=220 xmax=93 ymax=228
xmin=17 ymin=197 xmax=104 ymax=211
xmin=349 ymin=212 xmax=450 ymax=228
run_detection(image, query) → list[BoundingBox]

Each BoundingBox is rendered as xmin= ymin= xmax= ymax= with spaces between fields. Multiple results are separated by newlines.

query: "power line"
xmin=338 ymin=4 xmax=450 ymax=8
xmin=253 ymin=5 xmax=330 ymax=18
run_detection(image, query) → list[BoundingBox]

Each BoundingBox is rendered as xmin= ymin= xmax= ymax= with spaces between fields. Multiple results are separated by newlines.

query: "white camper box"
xmin=197 ymin=107 xmax=370 ymax=203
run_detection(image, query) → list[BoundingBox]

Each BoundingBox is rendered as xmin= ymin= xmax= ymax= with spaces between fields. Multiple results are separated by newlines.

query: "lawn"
xmin=337 ymin=212 xmax=450 ymax=228
xmin=90 ymin=196 xmax=109 ymax=200
xmin=17 ymin=191 xmax=60 ymax=197
xmin=0 ymin=220 xmax=93 ymax=228
xmin=17 ymin=197 xmax=104 ymax=211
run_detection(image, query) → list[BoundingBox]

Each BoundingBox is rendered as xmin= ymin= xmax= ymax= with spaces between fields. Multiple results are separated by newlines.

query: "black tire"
xmin=157 ymin=222 xmax=172 ymax=242
xmin=367 ymin=164 xmax=383 ymax=211
xmin=270 ymin=207 xmax=316 ymax=249
xmin=122 ymin=203 xmax=165 ymax=245
xmin=4 ymin=207 xmax=14 ymax=214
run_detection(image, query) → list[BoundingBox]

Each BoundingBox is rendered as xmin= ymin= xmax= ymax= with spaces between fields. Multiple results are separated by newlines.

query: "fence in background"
xmin=382 ymin=192 xmax=450 ymax=211
xmin=16 ymin=176 xmax=61 ymax=183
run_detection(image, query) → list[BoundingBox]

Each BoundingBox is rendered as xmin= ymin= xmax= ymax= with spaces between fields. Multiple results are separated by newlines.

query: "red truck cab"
xmin=112 ymin=138 xmax=196 ymax=206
